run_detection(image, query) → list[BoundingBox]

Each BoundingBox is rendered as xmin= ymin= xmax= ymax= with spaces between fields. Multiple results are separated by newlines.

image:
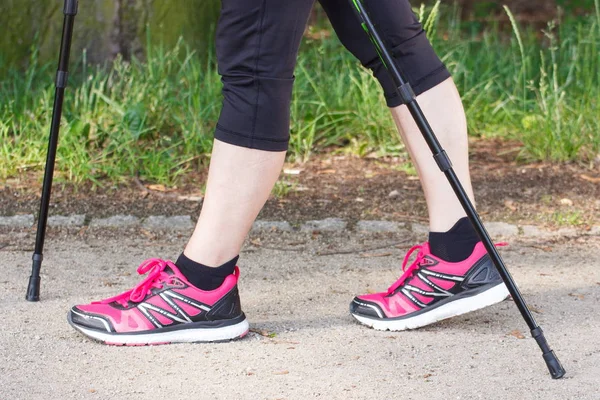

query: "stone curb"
xmin=356 ymin=220 xmax=404 ymax=233
xmin=252 ymin=221 xmax=293 ymax=232
xmin=300 ymin=218 xmax=347 ymax=232
xmin=89 ymin=215 xmax=140 ymax=228
xmin=48 ymin=214 xmax=86 ymax=227
xmin=0 ymin=215 xmax=34 ymax=228
xmin=1 ymin=214 xmax=598 ymax=238
xmin=142 ymin=216 xmax=193 ymax=230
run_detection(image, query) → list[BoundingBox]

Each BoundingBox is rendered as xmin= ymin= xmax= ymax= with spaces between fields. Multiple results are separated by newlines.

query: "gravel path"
xmin=1 ymin=230 xmax=598 ymax=400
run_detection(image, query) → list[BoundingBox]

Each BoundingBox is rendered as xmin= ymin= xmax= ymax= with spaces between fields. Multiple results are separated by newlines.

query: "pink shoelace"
xmin=386 ymin=244 xmax=427 ymax=296
xmin=97 ymin=258 xmax=176 ymax=306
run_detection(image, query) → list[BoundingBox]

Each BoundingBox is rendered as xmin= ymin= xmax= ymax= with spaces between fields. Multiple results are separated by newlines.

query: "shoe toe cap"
xmin=349 ymin=297 xmax=385 ymax=319
xmin=68 ymin=306 xmax=114 ymax=332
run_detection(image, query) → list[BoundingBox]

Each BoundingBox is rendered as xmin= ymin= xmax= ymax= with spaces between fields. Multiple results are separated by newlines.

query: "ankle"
xmin=175 ymin=253 xmax=239 ymax=290
xmin=428 ymin=217 xmax=479 ymax=262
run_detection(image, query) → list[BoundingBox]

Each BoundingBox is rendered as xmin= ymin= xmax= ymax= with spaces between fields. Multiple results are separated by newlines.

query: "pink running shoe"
xmin=350 ymin=242 xmax=509 ymax=331
xmin=68 ymin=259 xmax=249 ymax=345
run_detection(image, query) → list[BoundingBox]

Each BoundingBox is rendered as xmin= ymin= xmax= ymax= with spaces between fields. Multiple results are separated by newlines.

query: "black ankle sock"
xmin=428 ymin=217 xmax=480 ymax=263
xmin=175 ymin=254 xmax=238 ymax=291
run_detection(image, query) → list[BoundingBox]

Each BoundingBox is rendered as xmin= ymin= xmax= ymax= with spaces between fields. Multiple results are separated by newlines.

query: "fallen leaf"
xmin=272 ymin=370 xmax=289 ymax=375
xmin=559 ymin=198 xmax=573 ymax=206
xmin=508 ymin=329 xmax=525 ymax=339
xmin=366 ymin=288 xmax=378 ymax=294
xmin=317 ymin=169 xmax=336 ymax=175
xmin=423 ymin=373 xmax=433 ymax=379
xmin=147 ymin=184 xmax=167 ymax=192
xmin=250 ymin=328 xmax=276 ymax=338
xmin=504 ymin=200 xmax=517 ymax=211
xmin=359 ymin=252 xmax=392 ymax=258
xmin=177 ymin=195 xmax=203 ymax=202
xmin=529 ymin=306 xmax=543 ymax=314
xmin=569 ymin=293 xmax=585 ymax=300
xmin=579 ymin=174 xmax=600 ymax=183
xmin=140 ymin=229 xmax=155 ymax=239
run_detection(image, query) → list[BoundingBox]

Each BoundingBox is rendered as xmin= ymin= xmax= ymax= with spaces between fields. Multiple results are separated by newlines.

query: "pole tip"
xmin=543 ymin=351 xmax=566 ymax=379
xmin=26 ymin=275 xmax=41 ymax=302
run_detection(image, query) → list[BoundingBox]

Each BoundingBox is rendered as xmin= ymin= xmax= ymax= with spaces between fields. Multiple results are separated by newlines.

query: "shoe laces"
xmin=386 ymin=244 xmax=427 ymax=295
xmin=99 ymin=258 xmax=175 ymax=307
xmin=385 ymin=242 xmax=509 ymax=296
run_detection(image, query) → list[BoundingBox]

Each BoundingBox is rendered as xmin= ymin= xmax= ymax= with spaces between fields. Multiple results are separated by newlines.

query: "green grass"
xmin=1 ymin=4 xmax=599 ymax=185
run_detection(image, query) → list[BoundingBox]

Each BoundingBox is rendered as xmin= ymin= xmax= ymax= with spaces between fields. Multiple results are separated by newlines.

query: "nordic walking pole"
xmin=26 ymin=0 xmax=79 ymax=302
xmin=350 ymin=0 xmax=565 ymax=379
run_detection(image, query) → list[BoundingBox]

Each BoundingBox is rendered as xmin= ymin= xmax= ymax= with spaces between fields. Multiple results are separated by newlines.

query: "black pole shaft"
xmin=351 ymin=0 xmax=564 ymax=379
xmin=27 ymin=0 xmax=78 ymax=302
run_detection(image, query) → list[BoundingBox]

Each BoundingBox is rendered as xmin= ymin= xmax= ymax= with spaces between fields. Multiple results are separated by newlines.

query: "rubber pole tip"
xmin=26 ymin=275 xmax=41 ymax=302
xmin=543 ymin=351 xmax=566 ymax=379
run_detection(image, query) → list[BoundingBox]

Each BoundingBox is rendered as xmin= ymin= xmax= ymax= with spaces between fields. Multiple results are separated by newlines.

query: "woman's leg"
xmin=390 ymin=77 xmax=474 ymax=232
xmin=68 ymin=0 xmax=316 ymax=345
xmin=321 ymin=0 xmax=508 ymax=330
xmin=183 ymin=141 xmax=286 ymax=267
xmin=179 ymin=0 xmax=315 ymax=271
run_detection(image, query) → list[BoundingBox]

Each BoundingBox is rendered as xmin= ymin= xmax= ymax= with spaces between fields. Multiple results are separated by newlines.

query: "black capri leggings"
xmin=214 ymin=0 xmax=451 ymax=151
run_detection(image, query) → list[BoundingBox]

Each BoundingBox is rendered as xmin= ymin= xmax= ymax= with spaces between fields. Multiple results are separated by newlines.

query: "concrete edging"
xmin=0 ymin=214 xmax=598 ymax=238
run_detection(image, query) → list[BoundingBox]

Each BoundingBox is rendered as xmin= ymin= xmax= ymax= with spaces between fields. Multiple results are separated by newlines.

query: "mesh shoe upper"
xmin=351 ymin=242 xmax=505 ymax=320
xmin=70 ymin=259 xmax=243 ymax=334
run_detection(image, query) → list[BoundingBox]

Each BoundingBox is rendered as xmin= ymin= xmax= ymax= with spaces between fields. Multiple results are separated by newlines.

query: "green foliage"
xmin=0 ymin=0 xmax=220 ymax=73
xmin=1 ymin=4 xmax=599 ymax=185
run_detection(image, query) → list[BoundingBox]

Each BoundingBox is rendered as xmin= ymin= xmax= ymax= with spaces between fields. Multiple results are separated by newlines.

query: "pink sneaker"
xmin=350 ymin=242 xmax=509 ymax=331
xmin=68 ymin=259 xmax=249 ymax=345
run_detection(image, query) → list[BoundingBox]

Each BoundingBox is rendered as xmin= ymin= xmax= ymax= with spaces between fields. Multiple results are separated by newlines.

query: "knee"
xmin=366 ymin=30 xmax=451 ymax=108
xmin=214 ymin=74 xmax=294 ymax=152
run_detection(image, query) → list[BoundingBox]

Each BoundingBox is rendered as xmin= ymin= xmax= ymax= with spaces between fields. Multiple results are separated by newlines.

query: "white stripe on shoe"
xmin=71 ymin=318 xmax=250 ymax=345
xmin=352 ymin=283 xmax=510 ymax=331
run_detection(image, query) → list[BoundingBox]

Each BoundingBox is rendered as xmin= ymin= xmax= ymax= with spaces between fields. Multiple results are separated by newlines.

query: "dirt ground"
xmin=0 ymin=227 xmax=599 ymax=400
xmin=1 ymin=139 xmax=599 ymax=230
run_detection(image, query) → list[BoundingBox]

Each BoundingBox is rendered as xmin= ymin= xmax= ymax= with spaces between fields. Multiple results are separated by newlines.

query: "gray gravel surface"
xmin=0 ymin=229 xmax=598 ymax=400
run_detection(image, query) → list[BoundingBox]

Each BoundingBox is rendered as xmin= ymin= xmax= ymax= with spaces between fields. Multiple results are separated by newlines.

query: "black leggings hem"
xmin=214 ymin=124 xmax=289 ymax=152
xmin=384 ymin=65 xmax=452 ymax=108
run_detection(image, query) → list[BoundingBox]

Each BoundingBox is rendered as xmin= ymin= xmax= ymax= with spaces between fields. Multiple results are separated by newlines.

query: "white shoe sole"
xmin=352 ymin=283 xmax=510 ymax=331
xmin=71 ymin=318 xmax=250 ymax=345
